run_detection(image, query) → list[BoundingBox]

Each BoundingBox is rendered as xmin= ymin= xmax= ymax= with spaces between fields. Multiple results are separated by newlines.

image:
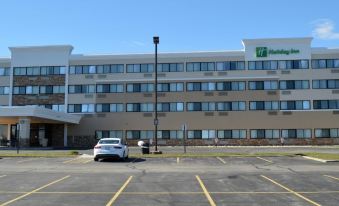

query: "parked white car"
xmin=93 ymin=138 xmax=129 ymax=161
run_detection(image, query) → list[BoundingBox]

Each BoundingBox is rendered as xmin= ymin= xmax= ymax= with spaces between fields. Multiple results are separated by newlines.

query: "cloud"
xmin=312 ymin=19 xmax=339 ymax=40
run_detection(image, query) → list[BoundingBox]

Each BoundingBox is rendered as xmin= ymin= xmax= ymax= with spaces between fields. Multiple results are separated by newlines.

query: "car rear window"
xmin=99 ymin=140 xmax=120 ymax=144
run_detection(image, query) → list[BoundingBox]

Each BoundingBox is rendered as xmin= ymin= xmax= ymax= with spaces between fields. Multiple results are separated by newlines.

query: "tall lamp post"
xmin=153 ymin=36 xmax=160 ymax=153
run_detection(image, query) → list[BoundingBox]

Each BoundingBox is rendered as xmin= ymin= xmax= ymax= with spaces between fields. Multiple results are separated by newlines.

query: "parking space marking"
xmin=196 ymin=175 xmax=216 ymax=206
xmin=82 ymin=159 xmax=93 ymax=164
xmin=106 ymin=176 xmax=133 ymax=206
xmin=0 ymin=175 xmax=70 ymax=206
xmin=17 ymin=158 xmax=41 ymax=163
xmin=324 ymin=175 xmax=339 ymax=181
xmin=0 ymin=175 xmax=6 ymax=178
xmin=62 ymin=158 xmax=81 ymax=164
xmin=261 ymin=175 xmax=321 ymax=206
xmin=256 ymin=157 xmax=273 ymax=163
xmin=216 ymin=157 xmax=226 ymax=164
xmin=177 ymin=157 xmax=180 ymax=164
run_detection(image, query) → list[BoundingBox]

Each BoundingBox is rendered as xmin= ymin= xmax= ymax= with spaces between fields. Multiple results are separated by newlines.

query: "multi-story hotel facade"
xmin=0 ymin=37 xmax=339 ymax=148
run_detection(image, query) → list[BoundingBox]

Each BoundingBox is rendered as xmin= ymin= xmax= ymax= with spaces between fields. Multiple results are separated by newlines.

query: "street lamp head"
xmin=153 ymin=36 xmax=159 ymax=44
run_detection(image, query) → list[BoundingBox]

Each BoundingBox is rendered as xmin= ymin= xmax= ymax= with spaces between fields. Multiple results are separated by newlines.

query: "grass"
xmin=301 ymin=153 xmax=339 ymax=160
xmin=0 ymin=150 xmax=79 ymax=157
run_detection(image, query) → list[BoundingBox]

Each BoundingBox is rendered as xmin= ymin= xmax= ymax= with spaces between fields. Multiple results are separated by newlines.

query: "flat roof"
xmin=0 ymin=106 xmax=81 ymax=124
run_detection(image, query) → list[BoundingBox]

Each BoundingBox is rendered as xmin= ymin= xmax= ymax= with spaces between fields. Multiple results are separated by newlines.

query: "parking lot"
xmin=0 ymin=156 xmax=339 ymax=205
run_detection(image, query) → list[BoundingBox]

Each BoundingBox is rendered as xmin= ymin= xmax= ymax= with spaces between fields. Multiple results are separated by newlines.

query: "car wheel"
xmin=94 ymin=157 xmax=99 ymax=162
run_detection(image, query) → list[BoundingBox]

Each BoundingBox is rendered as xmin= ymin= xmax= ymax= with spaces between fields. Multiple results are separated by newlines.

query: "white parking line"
xmin=256 ymin=157 xmax=273 ymax=163
xmin=0 ymin=175 xmax=6 ymax=178
xmin=216 ymin=157 xmax=226 ymax=164
xmin=177 ymin=157 xmax=180 ymax=164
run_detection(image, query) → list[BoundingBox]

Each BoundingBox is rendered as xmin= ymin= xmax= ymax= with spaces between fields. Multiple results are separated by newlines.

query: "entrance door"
xmin=10 ymin=125 xmax=17 ymax=147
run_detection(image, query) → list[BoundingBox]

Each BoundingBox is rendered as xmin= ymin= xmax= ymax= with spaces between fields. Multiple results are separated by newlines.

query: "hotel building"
xmin=0 ymin=37 xmax=339 ymax=147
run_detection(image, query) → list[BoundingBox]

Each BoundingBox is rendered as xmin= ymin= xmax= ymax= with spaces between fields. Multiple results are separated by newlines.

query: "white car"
xmin=93 ymin=138 xmax=129 ymax=161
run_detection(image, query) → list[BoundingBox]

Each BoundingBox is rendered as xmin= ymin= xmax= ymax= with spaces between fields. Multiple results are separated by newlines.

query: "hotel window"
xmin=25 ymin=86 xmax=39 ymax=94
xmin=248 ymin=81 xmax=278 ymax=90
xmin=187 ymin=82 xmax=217 ymax=91
xmin=68 ymin=104 xmax=94 ymax=113
xmin=126 ymin=103 xmax=153 ymax=112
xmin=187 ymin=102 xmax=216 ymax=111
xmin=50 ymin=104 xmax=65 ymax=112
xmin=280 ymin=100 xmax=310 ymax=110
xmin=96 ymin=84 xmax=123 ymax=93
xmin=251 ymin=129 xmax=280 ymax=139
xmin=249 ymin=101 xmax=279 ymax=110
xmin=157 ymin=63 xmax=184 ymax=72
xmin=216 ymin=61 xmax=245 ymax=71
xmin=14 ymin=67 xmax=26 ymax=75
xmin=126 ymin=130 xmax=153 ymax=140
xmin=126 ymin=83 xmax=153 ymax=93
xmin=157 ymin=83 xmax=184 ymax=92
xmin=186 ymin=62 xmax=215 ymax=72
xmin=96 ymin=130 xmax=123 ymax=139
xmin=216 ymin=81 xmax=245 ymax=91
xmin=281 ymin=129 xmax=311 ymax=138
xmin=313 ymin=100 xmax=339 ymax=109
xmin=157 ymin=102 xmax=184 ymax=112
xmin=157 ymin=130 xmax=183 ymax=139
xmin=312 ymin=59 xmax=339 ymax=69
xmin=216 ymin=101 xmax=246 ymax=111
xmin=248 ymin=61 xmax=278 ymax=70
xmin=96 ymin=103 xmax=123 ymax=112
xmin=0 ymin=68 xmax=10 ymax=76
xmin=280 ymin=80 xmax=309 ymax=90
xmin=0 ymin=86 xmax=10 ymax=95
xmin=315 ymin=129 xmax=339 ymax=138
xmin=313 ymin=80 xmax=339 ymax=89
xmin=126 ymin=64 xmax=154 ymax=73
xmin=217 ymin=130 xmax=246 ymax=139
xmin=278 ymin=60 xmax=309 ymax=69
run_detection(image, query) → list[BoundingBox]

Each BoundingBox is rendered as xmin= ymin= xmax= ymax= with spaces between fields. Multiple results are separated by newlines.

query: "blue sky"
xmin=0 ymin=0 xmax=339 ymax=56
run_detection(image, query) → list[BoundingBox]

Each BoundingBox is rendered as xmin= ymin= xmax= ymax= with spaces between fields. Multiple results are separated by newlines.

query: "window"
xmin=95 ymin=130 xmax=123 ymax=139
xmin=281 ymin=129 xmax=310 ymax=138
xmin=248 ymin=61 xmax=278 ymax=70
xmin=217 ymin=130 xmax=246 ymax=139
xmin=216 ymin=81 xmax=245 ymax=91
xmin=157 ymin=63 xmax=184 ymax=72
xmin=126 ymin=130 xmax=153 ymax=140
xmin=313 ymin=100 xmax=339 ymax=109
xmin=249 ymin=81 xmax=278 ymax=90
xmin=157 ymin=83 xmax=184 ymax=92
xmin=278 ymin=60 xmax=309 ymax=69
xmin=157 ymin=102 xmax=184 ymax=112
xmin=187 ymin=62 xmax=215 ymax=72
xmin=126 ymin=83 xmax=153 ymax=93
xmin=280 ymin=80 xmax=309 ymax=90
xmin=251 ymin=129 xmax=279 ymax=139
xmin=250 ymin=101 xmax=279 ymax=110
xmin=96 ymin=103 xmax=123 ymax=112
xmin=312 ymin=80 xmax=339 ymax=89
xmin=216 ymin=61 xmax=245 ymax=71
xmin=0 ymin=68 xmax=10 ymax=76
xmin=126 ymin=103 xmax=153 ymax=112
xmin=126 ymin=64 xmax=153 ymax=73
xmin=280 ymin=100 xmax=310 ymax=110
xmin=312 ymin=59 xmax=339 ymax=69
xmin=0 ymin=87 xmax=10 ymax=95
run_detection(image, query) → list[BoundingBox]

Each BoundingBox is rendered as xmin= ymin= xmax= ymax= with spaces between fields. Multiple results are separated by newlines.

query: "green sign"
xmin=256 ymin=47 xmax=300 ymax=57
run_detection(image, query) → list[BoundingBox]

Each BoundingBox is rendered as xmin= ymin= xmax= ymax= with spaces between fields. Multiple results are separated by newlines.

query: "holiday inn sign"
xmin=256 ymin=47 xmax=300 ymax=57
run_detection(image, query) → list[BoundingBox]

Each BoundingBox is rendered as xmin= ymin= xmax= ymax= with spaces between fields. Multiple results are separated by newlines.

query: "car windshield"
xmin=99 ymin=140 xmax=120 ymax=144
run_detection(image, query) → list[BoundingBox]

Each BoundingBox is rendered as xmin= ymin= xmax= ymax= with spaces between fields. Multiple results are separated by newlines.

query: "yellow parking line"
xmin=196 ymin=175 xmax=216 ymax=206
xmin=106 ymin=176 xmax=133 ymax=206
xmin=261 ymin=175 xmax=321 ymax=206
xmin=256 ymin=157 xmax=273 ymax=163
xmin=216 ymin=157 xmax=226 ymax=164
xmin=0 ymin=175 xmax=70 ymax=206
xmin=82 ymin=159 xmax=93 ymax=164
xmin=177 ymin=157 xmax=180 ymax=164
xmin=62 ymin=158 xmax=80 ymax=164
xmin=324 ymin=175 xmax=339 ymax=181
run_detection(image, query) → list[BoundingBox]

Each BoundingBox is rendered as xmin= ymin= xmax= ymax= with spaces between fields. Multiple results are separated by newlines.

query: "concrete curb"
xmin=302 ymin=155 xmax=339 ymax=163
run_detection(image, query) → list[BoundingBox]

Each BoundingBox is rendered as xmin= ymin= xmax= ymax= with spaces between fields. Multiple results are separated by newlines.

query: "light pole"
xmin=153 ymin=36 xmax=160 ymax=153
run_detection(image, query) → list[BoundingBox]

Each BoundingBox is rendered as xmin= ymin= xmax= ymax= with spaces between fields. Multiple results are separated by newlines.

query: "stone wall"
xmin=13 ymin=75 xmax=65 ymax=86
xmin=13 ymin=94 xmax=65 ymax=105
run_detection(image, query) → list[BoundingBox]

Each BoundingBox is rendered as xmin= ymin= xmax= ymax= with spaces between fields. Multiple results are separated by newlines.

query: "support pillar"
xmin=18 ymin=117 xmax=30 ymax=147
xmin=64 ymin=123 xmax=68 ymax=147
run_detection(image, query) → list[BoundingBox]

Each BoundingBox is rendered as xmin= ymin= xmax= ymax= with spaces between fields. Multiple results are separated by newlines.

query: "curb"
xmin=302 ymin=156 xmax=339 ymax=163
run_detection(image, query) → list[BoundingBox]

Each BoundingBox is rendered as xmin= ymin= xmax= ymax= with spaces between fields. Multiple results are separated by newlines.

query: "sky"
xmin=0 ymin=0 xmax=339 ymax=57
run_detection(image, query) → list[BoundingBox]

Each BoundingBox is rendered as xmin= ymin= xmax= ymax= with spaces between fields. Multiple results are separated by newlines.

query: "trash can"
xmin=141 ymin=143 xmax=150 ymax=154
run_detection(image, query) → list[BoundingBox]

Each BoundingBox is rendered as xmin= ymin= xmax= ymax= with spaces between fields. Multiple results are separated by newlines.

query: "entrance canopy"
xmin=0 ymin=106 xmax=81 ymax=124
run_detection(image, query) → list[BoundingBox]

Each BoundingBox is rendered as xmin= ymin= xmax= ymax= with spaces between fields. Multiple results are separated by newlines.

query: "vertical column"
xmin=9 ymin=66 xmax=13 ymax=106
xmin=18 ymin=117 xmax=30 ymax=147
xmin=7 ymin=124 xmax=11 ymax=141
xmin=64 ymin=65 xmax=69 ymax=113
xmin=63 ymin=123 xmax=68 ymax=147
